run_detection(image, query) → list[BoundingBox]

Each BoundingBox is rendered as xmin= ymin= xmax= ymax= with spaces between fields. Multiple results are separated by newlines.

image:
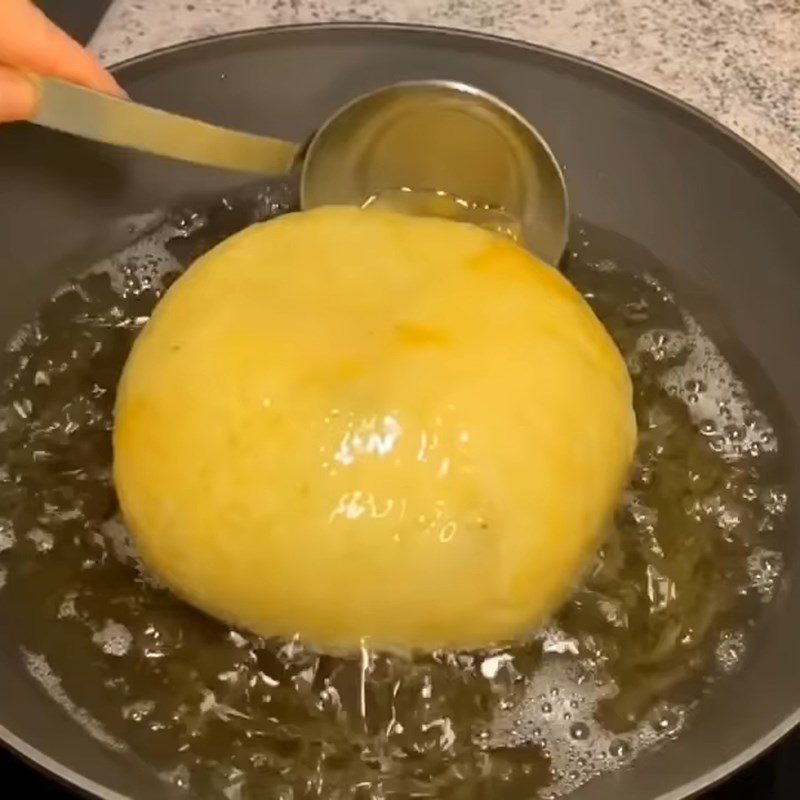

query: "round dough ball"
xmin=114 ymin=206 xmax=635 ymax=651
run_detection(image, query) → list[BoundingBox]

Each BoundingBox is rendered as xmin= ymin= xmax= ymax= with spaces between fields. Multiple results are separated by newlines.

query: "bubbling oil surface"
xmin=0 ymin=184 xmax=789 ymax=799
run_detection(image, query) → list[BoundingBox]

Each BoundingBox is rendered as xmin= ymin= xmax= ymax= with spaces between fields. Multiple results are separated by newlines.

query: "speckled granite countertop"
xmin=92 ymin=0 xmax=799 ymax=181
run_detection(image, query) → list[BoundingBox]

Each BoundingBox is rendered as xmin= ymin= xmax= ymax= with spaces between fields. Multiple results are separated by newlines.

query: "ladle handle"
xmin=30 ymin=77 xmax=300 ymax=176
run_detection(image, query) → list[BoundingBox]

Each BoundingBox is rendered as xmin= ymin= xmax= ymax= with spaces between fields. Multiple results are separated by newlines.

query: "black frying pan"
xmin=0 ymin=23 xmax=798 ymax=800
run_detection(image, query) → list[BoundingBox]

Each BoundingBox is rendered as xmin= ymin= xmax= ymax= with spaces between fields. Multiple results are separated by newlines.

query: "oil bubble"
xmin=569 ymin=722 xmax=591 ymax=740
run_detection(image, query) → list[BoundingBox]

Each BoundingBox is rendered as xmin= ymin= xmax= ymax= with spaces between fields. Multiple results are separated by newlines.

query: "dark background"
xmin=37 ymin=0 xmax=114 ymax=48
xmin=1 ymin=2 xmax=796 ymax=797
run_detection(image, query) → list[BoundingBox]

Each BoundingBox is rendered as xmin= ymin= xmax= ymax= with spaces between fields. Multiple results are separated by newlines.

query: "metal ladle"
xmin=31 ymin=77 xmax=568 ymax=265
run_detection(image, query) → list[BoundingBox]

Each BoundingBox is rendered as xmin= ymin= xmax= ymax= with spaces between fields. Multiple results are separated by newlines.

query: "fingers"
xmin=0 ymin=0 xmax=124 ymax=99
xmin=0 ymin=64 xmax=37 ymax=123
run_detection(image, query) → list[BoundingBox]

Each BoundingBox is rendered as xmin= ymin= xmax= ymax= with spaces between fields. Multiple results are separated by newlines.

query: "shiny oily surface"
xmin=0 ymin=184 xmax=788 ymax=799
xmin=114 ymin=205 xmax=635 ymax=651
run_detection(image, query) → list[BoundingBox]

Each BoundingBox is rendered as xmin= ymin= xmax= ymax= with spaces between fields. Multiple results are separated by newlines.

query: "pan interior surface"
xmin=0 ymin=24 xmax=797 ymax=800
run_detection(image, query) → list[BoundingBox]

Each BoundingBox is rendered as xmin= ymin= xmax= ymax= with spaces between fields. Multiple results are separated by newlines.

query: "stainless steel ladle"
xmin=31 ymin=76 xmax=568 ymax=265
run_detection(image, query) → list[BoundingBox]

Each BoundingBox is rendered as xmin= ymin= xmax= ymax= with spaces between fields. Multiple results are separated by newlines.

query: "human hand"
xmin=0 ymin=0 xmax=124 ymax=123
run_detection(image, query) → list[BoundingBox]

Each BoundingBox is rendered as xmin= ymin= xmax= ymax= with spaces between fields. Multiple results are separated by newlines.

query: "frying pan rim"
xmin=0 ymin=20 xmax=797 ymax=800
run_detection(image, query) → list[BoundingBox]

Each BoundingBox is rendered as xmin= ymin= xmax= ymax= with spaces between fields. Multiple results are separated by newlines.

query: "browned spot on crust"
xmin=394 ymin=323 xmax=452 ymax=348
